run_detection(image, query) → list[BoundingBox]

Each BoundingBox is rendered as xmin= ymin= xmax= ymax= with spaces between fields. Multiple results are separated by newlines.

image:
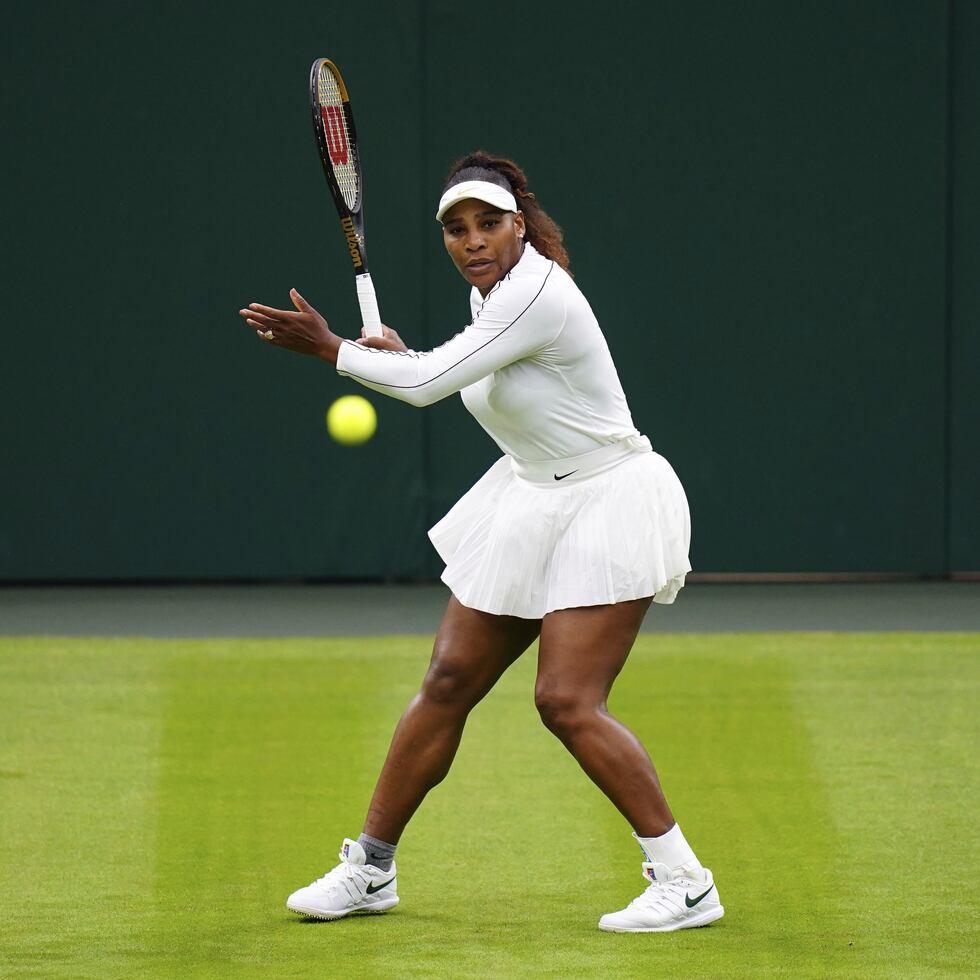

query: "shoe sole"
xmin=287 ymin=897 xmax=399 ymax=921
xmin=598 ymin=904 xmax=724 ymax=933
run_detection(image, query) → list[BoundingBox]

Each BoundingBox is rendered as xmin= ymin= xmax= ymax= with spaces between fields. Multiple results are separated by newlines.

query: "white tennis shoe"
xmin=286 ymin=838 xmax=399 ymax=920
xmin=598 ymin=861 xmax=724 ymax=932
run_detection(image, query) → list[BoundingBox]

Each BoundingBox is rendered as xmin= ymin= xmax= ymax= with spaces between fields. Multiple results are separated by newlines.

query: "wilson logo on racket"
xmin=321 ymin=106 xmax=349 ymax=165
xmin=340 ymin=216 xmax=363 ymax=268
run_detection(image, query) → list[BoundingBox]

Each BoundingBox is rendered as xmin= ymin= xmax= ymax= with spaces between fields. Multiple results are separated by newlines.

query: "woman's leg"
xmin=536 ymin=599 xmax=725 ymax=932
xmin=534 ymin=597 xmax=674 ymax=837
xmin=363 ymin=595 xmax=541 ymax=844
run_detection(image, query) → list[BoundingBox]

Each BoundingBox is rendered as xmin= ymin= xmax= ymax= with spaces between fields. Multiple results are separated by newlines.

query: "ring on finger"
xmin=261 ymin=329 xmax=275 ymax=341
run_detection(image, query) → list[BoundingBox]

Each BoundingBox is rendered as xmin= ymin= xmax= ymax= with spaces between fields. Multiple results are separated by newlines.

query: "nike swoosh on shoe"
xmin=365 ymin=875 xmax=396 ymax=894
xmin=685 ymin=885 xmax=714 ymax=908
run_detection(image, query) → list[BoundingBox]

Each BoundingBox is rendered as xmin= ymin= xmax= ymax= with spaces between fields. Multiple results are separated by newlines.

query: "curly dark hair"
xmin=443 ymin=151 xmax=571 ymax=273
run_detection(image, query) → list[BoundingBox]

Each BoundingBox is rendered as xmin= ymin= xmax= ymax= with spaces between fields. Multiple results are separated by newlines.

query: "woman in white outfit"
xmin=239 ymin=152 xmax=723 ymax=932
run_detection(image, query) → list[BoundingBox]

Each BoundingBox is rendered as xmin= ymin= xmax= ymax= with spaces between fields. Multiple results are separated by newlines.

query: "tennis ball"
xmin=326 ymin=395 xmax=377 ymax=445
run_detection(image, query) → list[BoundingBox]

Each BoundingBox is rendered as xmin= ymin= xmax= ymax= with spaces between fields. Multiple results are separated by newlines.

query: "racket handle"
xmin=356 ymin=273 xmax=383 ymax=338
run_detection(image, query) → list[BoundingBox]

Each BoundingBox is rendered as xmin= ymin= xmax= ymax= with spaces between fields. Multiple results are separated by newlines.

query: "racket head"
xmin=309 ymin=58 xmax=371 ymax=276
xmin=310 ymin=58 xmax=363 ymax=218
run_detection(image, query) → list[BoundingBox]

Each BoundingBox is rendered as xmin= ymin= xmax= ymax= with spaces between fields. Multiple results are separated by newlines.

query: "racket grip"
xmin=356 ymin=273 xmax=383 ymax=338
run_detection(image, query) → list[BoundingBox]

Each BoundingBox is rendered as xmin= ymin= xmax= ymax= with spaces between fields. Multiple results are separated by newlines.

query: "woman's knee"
xmin=419 ymin=650 xmax=483 ymax=709
xmin=534 ymin=683 xmax=598 ymax=736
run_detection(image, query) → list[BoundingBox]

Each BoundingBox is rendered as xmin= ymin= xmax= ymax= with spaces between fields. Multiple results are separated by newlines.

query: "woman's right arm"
xmin=335 ymin=265 xmax=564 ymax=407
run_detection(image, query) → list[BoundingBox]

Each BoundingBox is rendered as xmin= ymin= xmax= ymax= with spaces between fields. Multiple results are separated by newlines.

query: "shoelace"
xmin=310 ymin=853 xmax=368 ymax=902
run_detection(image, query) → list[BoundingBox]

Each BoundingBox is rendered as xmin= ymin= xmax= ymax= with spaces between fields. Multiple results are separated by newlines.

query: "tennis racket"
xmin=309 ymin=58 xmax=383 ymax=338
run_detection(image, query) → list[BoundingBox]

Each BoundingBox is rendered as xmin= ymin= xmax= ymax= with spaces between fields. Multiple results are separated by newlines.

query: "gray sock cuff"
xmin=357 ymin=833 xmax=397 ymax=872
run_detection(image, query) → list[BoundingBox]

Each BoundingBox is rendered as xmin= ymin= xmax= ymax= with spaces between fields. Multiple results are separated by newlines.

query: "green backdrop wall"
xmin=1 ymin=1 xmax=976 ymax=582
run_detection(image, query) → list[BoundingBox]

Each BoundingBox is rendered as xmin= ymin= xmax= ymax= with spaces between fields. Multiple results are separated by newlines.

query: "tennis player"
xmin=239 ymin=152 xmax=722 ymax=933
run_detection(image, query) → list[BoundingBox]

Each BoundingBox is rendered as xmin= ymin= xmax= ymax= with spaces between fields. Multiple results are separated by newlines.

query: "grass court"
xmin=1 ymin=631 xmax=977 ymax=978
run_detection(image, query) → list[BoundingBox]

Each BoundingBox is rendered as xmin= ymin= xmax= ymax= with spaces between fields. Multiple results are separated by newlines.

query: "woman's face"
xmin=441 ymin=199 xmax=526 ymax=295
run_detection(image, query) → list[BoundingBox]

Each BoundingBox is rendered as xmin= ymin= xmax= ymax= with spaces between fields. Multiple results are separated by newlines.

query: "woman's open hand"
xmin=239 ymin=289 xmax=341 ymax=363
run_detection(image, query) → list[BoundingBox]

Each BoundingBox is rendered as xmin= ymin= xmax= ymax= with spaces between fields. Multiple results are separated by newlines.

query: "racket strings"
xmin=316 ymin=66 xmax=359 ymax=210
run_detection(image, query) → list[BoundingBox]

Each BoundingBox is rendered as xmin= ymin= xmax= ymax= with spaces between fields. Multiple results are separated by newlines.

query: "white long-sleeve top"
xmin=335 ymin=244 xmax=641 ymax=461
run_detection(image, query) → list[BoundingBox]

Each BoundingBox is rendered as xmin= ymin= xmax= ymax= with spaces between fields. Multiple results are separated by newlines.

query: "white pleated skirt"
xmin=428 ymin=436 xmax=692 ymax=619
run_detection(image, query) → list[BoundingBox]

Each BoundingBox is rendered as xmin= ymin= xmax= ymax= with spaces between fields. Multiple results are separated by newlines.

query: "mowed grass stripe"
xmin=0 ymin=639 xmax=164 ymax=976
xmin=793 ymin=634 xmax=980 ymax=975
xmin=0 ymin=634 xmax=977 ymax=979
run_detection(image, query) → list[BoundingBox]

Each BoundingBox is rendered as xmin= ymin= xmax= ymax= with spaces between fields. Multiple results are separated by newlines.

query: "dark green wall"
xmin=1 ymin=1 xmax=976 ymax=582
xmin=950 ymin=0 xmax=980 ymax=573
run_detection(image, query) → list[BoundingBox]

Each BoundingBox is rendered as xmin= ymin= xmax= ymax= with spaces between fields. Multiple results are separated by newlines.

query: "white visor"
xmin=436 ymin=180 xmax=518 ymax=221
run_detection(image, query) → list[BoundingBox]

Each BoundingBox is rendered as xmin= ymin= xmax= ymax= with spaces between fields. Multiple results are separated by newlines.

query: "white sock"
xmin=633 ymin=825 xmax=701 ymax=872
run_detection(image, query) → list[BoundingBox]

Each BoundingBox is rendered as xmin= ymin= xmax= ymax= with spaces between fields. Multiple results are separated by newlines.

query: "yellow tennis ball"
xmin=326 ymin=395 xmax=377 ymax=445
